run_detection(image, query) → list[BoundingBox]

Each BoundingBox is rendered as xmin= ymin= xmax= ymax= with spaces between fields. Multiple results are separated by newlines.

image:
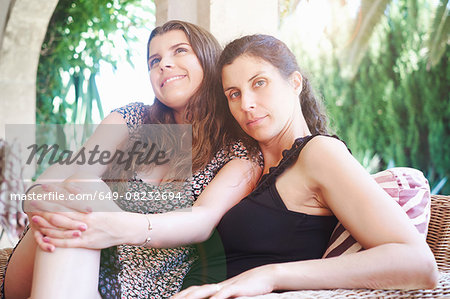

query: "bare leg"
xmin=4 ymin=230 xmax=101 ymax=299
xmin=4 ymin=229 xmax=36 ymax=298
xmin=5 ymin=173 xmax=117 ymax=298
xmin=30 ymin=247 xmax=101 ymax=299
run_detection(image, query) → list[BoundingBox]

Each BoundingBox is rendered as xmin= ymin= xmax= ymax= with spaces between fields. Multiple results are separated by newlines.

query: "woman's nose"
xmin=241 ymin=93 xmax=256 ymax=111
xmin=159 ymin=56 xmax=174 ymax=70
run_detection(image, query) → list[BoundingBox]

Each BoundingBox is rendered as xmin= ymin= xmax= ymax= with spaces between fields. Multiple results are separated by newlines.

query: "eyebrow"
xmin=223 ymin=72 xmax=264 ymax=92
xmin=148 ymin=42 xmax=191 ymax=62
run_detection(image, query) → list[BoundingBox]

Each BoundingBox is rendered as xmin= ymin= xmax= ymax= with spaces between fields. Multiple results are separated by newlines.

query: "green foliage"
xmin=340 ymin=0 xmax=392 ymax=78
xmin=291 ymin=0 xmax=449 ymax=194
xmin=37 ymin=0 xmax=154 ymax=126
xmin=35 ymin=0 xmax=154 ymax=177
xmin=427 ymin=0 xmax=450 ymax=68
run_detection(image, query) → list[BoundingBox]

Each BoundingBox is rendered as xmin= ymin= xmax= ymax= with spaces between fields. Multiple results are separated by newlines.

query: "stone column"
xmin=0 ymin=0 xmax=59 ymax=138
xmin=154 ymin=0 xmax=278 ymax=45
xmin=209 ymin=0 xmax=278 ymax=45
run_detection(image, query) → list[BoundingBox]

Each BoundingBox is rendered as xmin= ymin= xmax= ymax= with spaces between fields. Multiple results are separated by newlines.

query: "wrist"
xmin=269 ymin=263 xmax=283 ymax=291
xmin=139 ymin=214 xmax=152 ymax=247
xmin=124 ymin=213 xmax=152 ymax=246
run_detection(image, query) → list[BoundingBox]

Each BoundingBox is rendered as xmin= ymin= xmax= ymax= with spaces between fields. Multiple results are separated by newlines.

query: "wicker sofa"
xmin=0 ymin=194 xmax=449 ymax=298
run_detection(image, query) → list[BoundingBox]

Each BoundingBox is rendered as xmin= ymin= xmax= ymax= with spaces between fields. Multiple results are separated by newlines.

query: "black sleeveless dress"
xmin=183 ymin=134 xmax=340 ymax=287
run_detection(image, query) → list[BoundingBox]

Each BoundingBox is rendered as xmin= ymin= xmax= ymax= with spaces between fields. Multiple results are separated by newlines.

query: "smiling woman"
xmin=2 ymin=20 xmax=262 ymax=299
xmin=148 ymin=30 xmax=204 ymax=121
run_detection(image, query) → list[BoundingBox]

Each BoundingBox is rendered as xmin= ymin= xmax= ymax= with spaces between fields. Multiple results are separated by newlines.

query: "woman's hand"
xmin=37 ymin=211 xmax=130 ymax=249
xmin=30 ymin=211 xmax=88 ymax=252
xmin=27 ymin=172 xmax=122 ymax=251
xmin=172 ymin=265 xmax=276 ymax=299
xmin=25 ymin=182 xmax=93 ymax=252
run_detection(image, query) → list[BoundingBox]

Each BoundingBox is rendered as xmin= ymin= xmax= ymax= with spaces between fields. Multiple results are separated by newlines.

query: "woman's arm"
xmin=282 ymin=136 xmax=438 ymax=290
xmin=4 ymin=111 xmax=127 ymax=299
xmin=172 ymin=136 xmax=438 ymax=299
xmin=24 ymin=112 xmax=128 ymax=213
xmin=24 ymin=112 xmax=129 ymax=250
xmin=36 ymin=157 xmax=261 ymax=249
xmin=34 ymin=112 xmax=129 ymax=182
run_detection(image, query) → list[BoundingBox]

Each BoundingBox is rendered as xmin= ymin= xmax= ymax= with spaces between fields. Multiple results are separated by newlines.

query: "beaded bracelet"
xmin=140 ymin=214 xmax=153 ymax=247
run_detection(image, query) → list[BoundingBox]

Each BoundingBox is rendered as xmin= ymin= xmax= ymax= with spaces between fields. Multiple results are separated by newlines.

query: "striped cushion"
xmin=322 ymin=167 xmax=431 ymax=258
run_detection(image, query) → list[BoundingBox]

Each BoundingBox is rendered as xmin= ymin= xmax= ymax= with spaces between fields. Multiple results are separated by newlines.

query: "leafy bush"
xmin=287 ymin=0 xmax=449 ymax=194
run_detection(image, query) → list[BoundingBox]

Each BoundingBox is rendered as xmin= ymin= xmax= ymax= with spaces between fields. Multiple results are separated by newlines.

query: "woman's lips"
xmin=161 ymin=75 xmax=186 ymax=87
xmin=247 ymin=116 xmax=267 ymax=126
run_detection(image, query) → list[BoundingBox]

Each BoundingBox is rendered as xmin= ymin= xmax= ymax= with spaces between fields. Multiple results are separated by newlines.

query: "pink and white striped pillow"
xmin=322 ymin=167 xmax=431 ymax=258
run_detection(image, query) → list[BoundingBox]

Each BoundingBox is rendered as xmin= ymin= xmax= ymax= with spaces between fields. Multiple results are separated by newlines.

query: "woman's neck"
xmin=259 ymin=116 xmax=311 ymax=174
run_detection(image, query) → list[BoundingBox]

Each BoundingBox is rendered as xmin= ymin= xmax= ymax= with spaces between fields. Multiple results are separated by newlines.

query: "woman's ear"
xmin=289 ymin=71 xmax=303 ymax=96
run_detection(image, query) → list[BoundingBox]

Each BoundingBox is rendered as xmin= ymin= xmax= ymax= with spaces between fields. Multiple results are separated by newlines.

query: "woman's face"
xmin=148 ymin=30 xmax=204 ymax=113
xmin=222 ymin=55 xmax=301 ymax=143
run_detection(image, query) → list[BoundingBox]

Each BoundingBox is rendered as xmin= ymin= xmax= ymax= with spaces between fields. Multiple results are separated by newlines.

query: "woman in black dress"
xmin=174 ymin=34 xmax=438 ymax=299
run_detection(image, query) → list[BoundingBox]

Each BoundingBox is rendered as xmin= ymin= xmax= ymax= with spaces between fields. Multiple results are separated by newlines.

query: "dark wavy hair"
xmin=216 ymin=34 xmax=329 ymax=138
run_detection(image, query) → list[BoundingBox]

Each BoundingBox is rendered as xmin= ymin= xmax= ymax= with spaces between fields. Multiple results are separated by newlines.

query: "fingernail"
xmin=47 ymin=245 xmax=54 ymax=252
xmin=79 ymin=224 xmax=87 ymax=231
xmin=32 ymin=216 xmax=39 ymax=223
xmin=43 ymin=236 xmax=50 ymax=243
xmin=73 ymin=231 xmax=81 ymax=237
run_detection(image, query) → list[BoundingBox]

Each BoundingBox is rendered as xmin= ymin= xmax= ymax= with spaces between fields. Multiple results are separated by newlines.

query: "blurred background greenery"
xmin=36 ymin=0 xmax=449 ymax=194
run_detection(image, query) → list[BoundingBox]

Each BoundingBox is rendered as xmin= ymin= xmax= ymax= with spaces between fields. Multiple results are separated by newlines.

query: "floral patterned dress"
xmin=98 ymin=102 xmax=253 ymax=298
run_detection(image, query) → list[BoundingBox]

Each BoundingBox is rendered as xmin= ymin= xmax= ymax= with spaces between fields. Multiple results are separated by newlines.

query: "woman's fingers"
xmin=33 ymin=229 xmax=55 ymax=252
xmin=29 ymin=200 xmax=69 ymax=213
xmin=61 ymin=181 xmax=82 ymax=194
xmin=30 ymin=214 xmax=53 ymax=228
xmin=172 ymin=284 xmax=222 ymax=299
xmin=210 ymin=285 xmax=235 ymax=299
xmin=30 ymin=213 xmax=87 ymax=251
xmin=26 ymin=183 xmax=93 ymax=213
xmin=44 ymin=235 xmax=85 ymax=248
xmin=39 ymin=227 xmax=82 ymax=240
xmin=32 ymin=213 xmax=87 ymax=231
xmin=41 ymin=183 xmax=93 ymax=213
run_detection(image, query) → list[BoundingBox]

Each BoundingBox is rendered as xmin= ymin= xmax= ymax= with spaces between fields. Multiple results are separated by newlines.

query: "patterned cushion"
xmin=323 ymin=167 xmax=431 ymax=258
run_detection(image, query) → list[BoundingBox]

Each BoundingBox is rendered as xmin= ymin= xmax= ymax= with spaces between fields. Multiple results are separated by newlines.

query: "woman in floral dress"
xmin=3 ymin=21 xmax=261 ymax=299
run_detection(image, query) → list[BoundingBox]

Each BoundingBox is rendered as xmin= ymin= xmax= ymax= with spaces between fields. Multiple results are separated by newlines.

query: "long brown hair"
xmin=217 ymin=34 xmax=329 ymax=136
xmin=144 ymin=20 xmax=228 ymax=171
xmin=104 ymin=21 xmax=235 ymax=190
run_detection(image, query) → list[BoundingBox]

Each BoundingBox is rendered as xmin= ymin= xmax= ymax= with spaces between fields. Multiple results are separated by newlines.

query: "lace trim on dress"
xmin=253 ymin=134 xmax=342 ymax=195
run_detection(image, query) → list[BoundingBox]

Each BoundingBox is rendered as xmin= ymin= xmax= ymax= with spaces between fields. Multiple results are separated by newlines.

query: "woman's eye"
xmin=175 ymin=47 xmax=188 ymax=54
xmin=229 ymin=91 xmax=240 ymax=99
xmin=254 ymin=80 xmax=265 ymax=87
xmin=149 ymin=58 xmax=160 ymax=68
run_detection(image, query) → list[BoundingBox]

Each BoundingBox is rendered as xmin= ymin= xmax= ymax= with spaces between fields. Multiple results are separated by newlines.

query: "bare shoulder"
xmin=193 ymin=155 xmax=262 ymax=210
xmin=297 ymin=136 xmax=350 ymax=167
xmin=101 ymin=111 xmax=128 ymax=125
xmin=219 ymin=156 xmax=263 ymax=183
xmin=292 ymin=135 xmax=363 ymax=192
